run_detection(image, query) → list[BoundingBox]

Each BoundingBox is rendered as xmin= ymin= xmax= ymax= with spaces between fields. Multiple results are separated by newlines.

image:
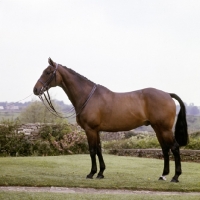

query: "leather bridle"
xmin=37 ymin=63 xmax=97 ymax=118
xmin=38 ymin=63 xmax=59 ymax=95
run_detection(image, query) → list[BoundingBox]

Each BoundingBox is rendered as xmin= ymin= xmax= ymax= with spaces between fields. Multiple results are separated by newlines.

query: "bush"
xmin=51 ymin=131 xmax=88 ymax=154
xmin=103 ymin=135 xmax=161 ymax=150
xmin=0 ymin=119 xmax=24 ymax=156
xmin=33 ymin=140 xmax=52 ymax=156
xmin=38 ymin=123 xmax=88 ymax=155
xmin=0 ymin=120 xmax=88 ymax=156
xmin=184 ymin=138 xmax=200 ymax=150
xmin=103 ymin=132 xmax=200 ymax=150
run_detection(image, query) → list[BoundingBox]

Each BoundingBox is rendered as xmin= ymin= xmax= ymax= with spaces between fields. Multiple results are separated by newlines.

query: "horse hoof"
xmin=96 ymin=174 xmax=104 ymax=179
xmin=86 ymin=174 xmax=93 ymax=179
xmin=171 ymin=178 xmax=179 ymax=183
xmin=158 ymin=176 xmax=166 ymax=181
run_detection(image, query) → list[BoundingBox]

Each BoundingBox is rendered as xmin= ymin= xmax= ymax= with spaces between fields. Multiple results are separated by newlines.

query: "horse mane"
xmin=62 ymin=66 xmax=95 ymax=85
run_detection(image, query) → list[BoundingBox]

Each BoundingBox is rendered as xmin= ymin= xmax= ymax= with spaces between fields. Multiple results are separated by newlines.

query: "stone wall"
xmin=17 ymin=124 xmax=200 ymax=162
xmin=108 ymin=149 xmax=200 ymax=163
xmin=17 ymin=123 xmax=81 ymax=141
xmin=17 ymin=123 xmax=45 ymax=140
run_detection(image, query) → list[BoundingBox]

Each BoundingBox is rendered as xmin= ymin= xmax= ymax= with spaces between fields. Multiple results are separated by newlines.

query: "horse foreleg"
xmin=170 ymin=141 xmax=182 ymax=182
xmin=159 ymin=147 xmax=170 ymax=181
xmin=96 ymin=132 xmax=106 ymax=179
xmin=86 ymin=129 xmax=97 ymax=179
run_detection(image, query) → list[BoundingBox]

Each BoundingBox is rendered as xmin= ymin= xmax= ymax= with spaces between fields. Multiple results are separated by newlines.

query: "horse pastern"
xmin=170 ymin=178 xmax=179 ymax=183
xmin=96 ymin=174 xmax=104 ymax=179
xmin=158 ymin=176 xmax=166 ymax=181
xmin=86 ymin=174 xmax=94 ymax=179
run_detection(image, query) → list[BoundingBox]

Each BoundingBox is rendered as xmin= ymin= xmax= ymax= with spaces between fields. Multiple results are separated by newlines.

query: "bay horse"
xmin=33 ymin=58 xmax=188 ymax=182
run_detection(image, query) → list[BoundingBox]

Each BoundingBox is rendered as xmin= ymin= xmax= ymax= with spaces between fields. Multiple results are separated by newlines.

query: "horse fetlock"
xmin=96 ymin=173 xmax=104 ymax=179
xmin=158 ymin=176 xmax=166 ymax=181
xmin=86 ymin=173 xmax=95 ymax=179
xmin=162 ymin=169 xmax=169 ymax=176
xmin=100 ymin=165 xmax=106 ymax=171
xmin=171 ymin=177 xmax=179 ymax=183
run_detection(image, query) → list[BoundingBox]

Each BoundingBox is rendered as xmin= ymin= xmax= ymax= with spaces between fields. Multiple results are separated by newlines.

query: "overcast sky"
xmin=1 ymin=0 xmax=200 ymax=105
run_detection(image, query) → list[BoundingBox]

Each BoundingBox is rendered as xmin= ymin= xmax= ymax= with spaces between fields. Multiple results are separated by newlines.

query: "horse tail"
xmin=170 ymin=93 xmax=189 ymax=147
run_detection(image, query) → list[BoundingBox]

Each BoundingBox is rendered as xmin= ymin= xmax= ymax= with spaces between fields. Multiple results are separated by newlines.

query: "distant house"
xmin=0 ymin=106 xmax=4 ymax=110
xmin=6 ymin=105 xmax=19 ymax=110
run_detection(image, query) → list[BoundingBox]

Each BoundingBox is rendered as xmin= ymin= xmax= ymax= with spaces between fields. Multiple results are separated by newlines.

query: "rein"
xmin=75 ymin=84 xmax=97 ymax=116
xmin=38 ymin=63 xmax=97 ymax=118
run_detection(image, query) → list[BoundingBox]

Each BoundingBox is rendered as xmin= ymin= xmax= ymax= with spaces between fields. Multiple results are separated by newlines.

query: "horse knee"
xmin=171 ymin=142 xmax=180 ymax=155
xmin=89 ymin=147 xmax=97 ymax=156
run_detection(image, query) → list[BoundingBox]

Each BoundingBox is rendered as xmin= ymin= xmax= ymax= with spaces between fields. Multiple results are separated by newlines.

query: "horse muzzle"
xmin=33 ymin=84 xmax=48 ymax=96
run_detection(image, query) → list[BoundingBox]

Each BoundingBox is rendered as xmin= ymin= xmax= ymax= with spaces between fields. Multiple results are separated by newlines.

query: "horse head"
xmin=33 ymin=58 xmax=61 ymax=95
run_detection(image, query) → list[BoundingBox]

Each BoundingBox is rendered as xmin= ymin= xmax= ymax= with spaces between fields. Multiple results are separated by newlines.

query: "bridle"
xmin=37 ymin=63 xmax=62 ymax=117
xmin=37 ymin=63 xmax=97 ymax=118
xmin=38 ymin=63 xmax=59 ymax=95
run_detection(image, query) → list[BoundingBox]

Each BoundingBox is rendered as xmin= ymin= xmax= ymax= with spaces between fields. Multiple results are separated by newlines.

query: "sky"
xmin=1 ymin=0 xmax=200 ymax=105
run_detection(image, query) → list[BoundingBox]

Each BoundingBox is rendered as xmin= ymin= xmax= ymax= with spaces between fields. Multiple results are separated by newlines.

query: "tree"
xmin=19 ymin=101 xmax=67 ymax=123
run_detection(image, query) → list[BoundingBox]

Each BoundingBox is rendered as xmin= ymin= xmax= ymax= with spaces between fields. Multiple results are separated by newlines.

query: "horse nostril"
xmin=33 ymin=87 xmax=38 ymax=95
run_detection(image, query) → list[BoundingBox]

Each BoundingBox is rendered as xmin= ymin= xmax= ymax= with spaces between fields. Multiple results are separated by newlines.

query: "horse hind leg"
xmin=156 ymin=129 xmax=181 ymax=183
xmin=96 ymin=132 xmax=106 ymax=179
xmin=152 ymin=127 xmax=173 ymax=181
xmin=159 ymin=147 xmax=170 ymax=181
xmin=170 ymin=140 xmax=181 ymax=182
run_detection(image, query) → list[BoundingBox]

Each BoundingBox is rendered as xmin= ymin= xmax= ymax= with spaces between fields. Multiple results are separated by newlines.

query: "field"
xmin=0 ymin=111 xmax=20 ymax=121
xmin=0 ymin=154 xmax=200 ymax=199
xmin=0 ymin=111 xmax=76 ymax=124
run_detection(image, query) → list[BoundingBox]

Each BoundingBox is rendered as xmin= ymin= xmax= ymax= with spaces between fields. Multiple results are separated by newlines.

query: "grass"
xmin=0 ymin=111 xmax=76 ymax=124
xmin=0 ymin=112 xmax=19 ymax=121
xmin=0 ymin=154 xmax=200 ymax=192
xmin=0 ymin=191 xmax=200 ymax=200
xmin=0 ymin=154 xmax=200 ymax=199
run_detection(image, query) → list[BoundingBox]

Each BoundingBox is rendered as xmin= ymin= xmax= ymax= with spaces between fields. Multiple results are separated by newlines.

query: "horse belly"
xmin=100 ymin=107 xmax=146 ymax=132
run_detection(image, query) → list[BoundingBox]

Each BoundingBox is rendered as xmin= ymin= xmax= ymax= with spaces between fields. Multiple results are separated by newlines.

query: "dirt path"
xmin=0 ymin=186 xmax=200 ymax=196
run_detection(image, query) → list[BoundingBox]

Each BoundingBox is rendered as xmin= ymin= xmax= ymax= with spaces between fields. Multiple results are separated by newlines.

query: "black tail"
xmin=170 ymin=93 xmax=189 ymax=147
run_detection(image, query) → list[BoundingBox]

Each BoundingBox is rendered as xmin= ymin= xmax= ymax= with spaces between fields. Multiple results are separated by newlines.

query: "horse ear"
xmin=48 ymin=57 xmax=55 ymax=66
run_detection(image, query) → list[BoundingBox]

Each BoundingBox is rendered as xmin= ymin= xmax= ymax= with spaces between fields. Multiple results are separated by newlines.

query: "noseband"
xmin=38 ymin=63 xmax=59 ymax=95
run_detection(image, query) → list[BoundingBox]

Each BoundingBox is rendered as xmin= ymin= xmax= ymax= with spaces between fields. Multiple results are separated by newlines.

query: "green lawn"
xmin=0 ymin=191 xmax=199 ymax=200
xmin=0 ymin=154 xmax=200 ymax=199
xmin=0 ymin=154 xmax=199 ymax=192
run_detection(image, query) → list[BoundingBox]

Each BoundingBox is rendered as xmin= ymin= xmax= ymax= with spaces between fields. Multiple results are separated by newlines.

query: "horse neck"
xmin=59 ymin=66 xmax=95 ymax=110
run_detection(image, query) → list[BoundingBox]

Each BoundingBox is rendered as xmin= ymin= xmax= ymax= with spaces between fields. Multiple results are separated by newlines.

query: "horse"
xmin=33 ymin=58 xmax=188 ymax=182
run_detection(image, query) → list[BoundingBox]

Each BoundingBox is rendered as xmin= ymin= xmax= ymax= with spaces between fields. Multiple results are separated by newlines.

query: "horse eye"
xmin=46 ymin=71 xmax=51 ymax=75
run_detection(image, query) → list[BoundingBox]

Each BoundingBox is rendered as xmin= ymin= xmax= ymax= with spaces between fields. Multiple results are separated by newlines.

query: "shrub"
xmin=38 ymin=123 xmax=88 ymax=155
xmin=184 ymin=138 xmax=200 ymax=150
xmin=0 ymin=120 xmax=88 ymax=156
xmin=0 ymin=119 xmax=23 ymax=156
xmin=53 ymin=131 xmax=88 ymax=154
xmin=103 ymin=135 xmax=160 ymax=150
xmin=36 ymin=140 xmax=52 ymax=156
